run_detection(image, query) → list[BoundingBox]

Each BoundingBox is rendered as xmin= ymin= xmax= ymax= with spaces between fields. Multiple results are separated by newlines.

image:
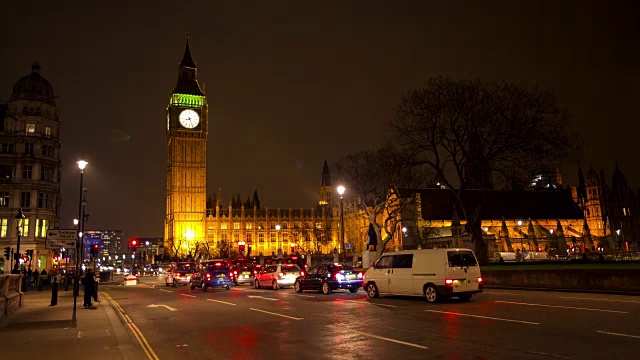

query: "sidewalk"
xmin=0 ymin=287 xmax=146 ymax=360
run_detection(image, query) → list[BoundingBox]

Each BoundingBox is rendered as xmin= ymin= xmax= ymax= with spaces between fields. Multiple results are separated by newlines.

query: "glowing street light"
xmin=337 ymin=185 xmax=346 ymax=263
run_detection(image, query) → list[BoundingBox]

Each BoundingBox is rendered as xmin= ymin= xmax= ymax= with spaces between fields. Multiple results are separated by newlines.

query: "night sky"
xmin=1 ymin=1 xmax=639 ymax=239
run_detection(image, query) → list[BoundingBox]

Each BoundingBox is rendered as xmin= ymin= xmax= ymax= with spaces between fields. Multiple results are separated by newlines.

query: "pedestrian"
xmin=40 ymin=269 xmax=47 ymax=275
xmin=83 ymin=269 xmax=96 ymax=308
xmin=33 ymin=268 xmax=39 ymax=285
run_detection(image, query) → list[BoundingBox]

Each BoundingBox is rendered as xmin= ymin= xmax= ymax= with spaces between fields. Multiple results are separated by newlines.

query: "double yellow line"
xmin=102 ymin=292 xmax=160 ymax=360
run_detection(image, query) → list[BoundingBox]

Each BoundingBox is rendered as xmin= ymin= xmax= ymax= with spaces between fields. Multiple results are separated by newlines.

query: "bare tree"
xmin=389 ymin=76 xmax=575 ymax=263
xmin=332 ymin=146 xmax=424 ymax=260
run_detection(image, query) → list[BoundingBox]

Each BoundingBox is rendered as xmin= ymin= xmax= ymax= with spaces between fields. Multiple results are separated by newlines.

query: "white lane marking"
xmin=147 ymin=304 xmax=178 ymax=311
xmin=424 ymin=310 xmax=540 ymax=325
xmin=352 ymin=329 xmax=428 ymax=349
xmin=342 ymin=299 xmax=396 ymax=308
xmin=296 ymin=295 xmax=316 ymax=298
xmin=249 ymin=308 xmax=303 ymax=320
xmin=560 ymin=296 xmax=640 ymax=304
xmin=158 ymin=289 xmax=172 ymax=293
xmin=207 ymin=299 xmax=236 ymax=306
xmin=180 ymin=294 xmax=197 ymax=298
xmin=597 ymin=330 xmax=640 ymax=340
xmin=481 ymin=291 xmax=520 ymax=296
xmin=527 ymin=351 xmax=571 ymax=359
xmin=247 ymin=295 xmax=278 ymax=301
xmin=138 ymin=284 xmax=156 ymax=288
xmin=494 ymin=300 xmax=628 ymax=314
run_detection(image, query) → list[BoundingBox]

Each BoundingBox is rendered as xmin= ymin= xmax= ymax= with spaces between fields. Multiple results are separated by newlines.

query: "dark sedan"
xmin=294 ymin=264 xmax=363 ymax=295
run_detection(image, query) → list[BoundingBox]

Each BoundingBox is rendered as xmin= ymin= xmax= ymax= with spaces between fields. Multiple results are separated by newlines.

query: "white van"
xmin=363 ymin=248 xmax=483 ymax=302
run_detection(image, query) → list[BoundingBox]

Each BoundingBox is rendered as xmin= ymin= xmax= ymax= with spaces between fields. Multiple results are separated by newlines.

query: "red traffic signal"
xmin=131 ymin=239 xmax=138 ymax=246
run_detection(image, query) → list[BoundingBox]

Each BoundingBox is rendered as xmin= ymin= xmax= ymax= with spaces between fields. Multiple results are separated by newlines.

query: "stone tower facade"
xmin=0 ymin=62 xmax=61 ymax=273
xmin=165 ymin=40 xmax=208 ymax=258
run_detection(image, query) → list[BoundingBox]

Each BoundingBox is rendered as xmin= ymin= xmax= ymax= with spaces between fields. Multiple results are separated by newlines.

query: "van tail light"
xmin=300 ymin=271 xmax=305 ymax=276
xmin=206 ymin=273 xmax=211 ymax=280
xmin=445 ymin=278 xmax=453 ymax=285
xmin=477 ymin=277 xmax=483 ymax=283
xmin=357 ymin=272 xmax=363 ymax=279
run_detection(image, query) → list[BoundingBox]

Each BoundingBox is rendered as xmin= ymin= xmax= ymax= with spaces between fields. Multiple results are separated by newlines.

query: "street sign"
xmin=45 ymin=229 xmax=78 ymax=249
xmin=345 ymin=243 xmax=352 ymax=250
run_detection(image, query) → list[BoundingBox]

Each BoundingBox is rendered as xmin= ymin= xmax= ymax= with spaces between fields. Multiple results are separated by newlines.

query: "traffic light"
xmin=3 ymin=247 xmax=9 ymax=260
xmin=90 ymin=244 xmax=99 ymax=258
xmin=25 ymin=249 xmax=33 ymax=259
xmin=129 ymin=238 xmax=138 ymax=251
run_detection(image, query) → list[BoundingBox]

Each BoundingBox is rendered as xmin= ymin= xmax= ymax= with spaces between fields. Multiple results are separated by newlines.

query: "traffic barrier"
xmin=124 ymin=275 xmax=137 ymax=286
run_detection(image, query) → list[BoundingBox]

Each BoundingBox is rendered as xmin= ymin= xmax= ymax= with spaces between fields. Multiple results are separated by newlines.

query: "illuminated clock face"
xmin=179 ymin=109 xmax=200 ymax=129
xmin=167 ymin=113 xmax=170 ymax=130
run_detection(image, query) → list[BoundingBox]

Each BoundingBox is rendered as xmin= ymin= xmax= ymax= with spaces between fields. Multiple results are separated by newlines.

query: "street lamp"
xmin=517 ymin=220 xmax=524 ymax=260
xmin=14 ymin=208 xmax=25 ymax=272
xmin=72 ymin=159 xmax=87 ymax=326
xmin=402 ymin=227 xmax=407 ymax=248
xmin=337 ymin=185 xmax=345 ymax=263
xmin=275 ymin=224 xmax=281 ymax=257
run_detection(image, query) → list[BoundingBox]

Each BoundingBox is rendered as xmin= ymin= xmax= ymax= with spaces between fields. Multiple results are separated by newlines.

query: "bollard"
xmin=64 ymin=275 xmax=69 ymax=291
xmin=51 ymin=278 xmax=58 ymax=306
xmin=94 ymin=277 xmax=100 ymax=302
xmin=39 ymin=279 xmax=43 ymax=292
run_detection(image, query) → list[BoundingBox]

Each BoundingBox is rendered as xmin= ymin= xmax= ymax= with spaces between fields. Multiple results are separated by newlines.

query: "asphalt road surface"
xmin=101 ymin=275 xmax=640 ymax=359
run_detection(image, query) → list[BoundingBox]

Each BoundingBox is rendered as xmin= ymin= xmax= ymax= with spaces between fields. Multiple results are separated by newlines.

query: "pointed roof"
xmin=180 ymin=38 xmax=197 ymax=68
xmin=173 ymin=38 xmax=204 ymax=96
xmin=321 ymin=160 xmax=332 ymax=186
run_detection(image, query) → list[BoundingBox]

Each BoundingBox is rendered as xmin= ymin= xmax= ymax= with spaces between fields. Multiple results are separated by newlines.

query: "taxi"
xmin=164 ymin=262 xmax=196 ymax=287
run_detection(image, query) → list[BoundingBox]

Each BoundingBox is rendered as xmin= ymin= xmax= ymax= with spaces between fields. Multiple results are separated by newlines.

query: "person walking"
xmin=83 ymin=269 xmax=96 ymax=308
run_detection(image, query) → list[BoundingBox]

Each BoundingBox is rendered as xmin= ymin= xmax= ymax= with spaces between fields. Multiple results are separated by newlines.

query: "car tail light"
xmin=335 ymin=273 xmax=345 ymax=281
xmin=300 ymin=271 xmax=305 ymax=276
xmin=206 ymin=273 xmax=211 ymax=279
xmin=279 ymin=272 xmax=285 ymax=278
xmin=357 ymin=272 xmax=363 ymax=279
xmin=445 ymin=278 xmax=453 ymax=285
xmin=477 ymin=277 xmax=483 ymax=283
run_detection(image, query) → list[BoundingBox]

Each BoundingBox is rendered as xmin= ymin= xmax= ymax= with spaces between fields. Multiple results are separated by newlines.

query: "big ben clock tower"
xmin=165 ymin=39 xmax=208 ymax=258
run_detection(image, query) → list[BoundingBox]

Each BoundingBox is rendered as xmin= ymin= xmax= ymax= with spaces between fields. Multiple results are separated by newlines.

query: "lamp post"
xmin=275 ymin=224 xmax=281 ymax=258
xmin=337 ymin=185 xmax=345 ymax=263
xmin=72 ymin=159 xmax=87 ymax=326
xmin=517 ymin=220 xmax=524 ymax=261
xmin=14 ymin=208 xmax=25 ymax=272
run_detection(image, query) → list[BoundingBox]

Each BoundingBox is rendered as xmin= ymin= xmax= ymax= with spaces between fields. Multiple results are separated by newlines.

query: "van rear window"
xmin=447 ymin=251 xmax=478 ymax=267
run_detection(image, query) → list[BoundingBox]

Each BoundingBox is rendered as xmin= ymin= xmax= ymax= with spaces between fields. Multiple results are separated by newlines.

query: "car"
xmin=363 ymin=248 xmax=483 ymax=302
xmin=190 ymin=260 xmax=233 ymax=291
xmin=165 ymin=262 xmax=196 ymax=287
xmin=265 ymin=255 xmax=308 ymax=271
xmin=232 ymin=264 xmax=256 ymax=285
xmin=254 ymin=264 xmax=304 ymax=290
xmin=294 ymin=264 xmax=363 ymax=295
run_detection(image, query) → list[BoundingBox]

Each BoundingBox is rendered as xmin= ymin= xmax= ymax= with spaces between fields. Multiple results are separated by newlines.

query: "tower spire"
xmin=180 ymin=37 xmax=197 ymax=69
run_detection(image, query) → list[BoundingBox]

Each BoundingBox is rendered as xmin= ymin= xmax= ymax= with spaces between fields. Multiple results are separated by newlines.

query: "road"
xmin=100 ymin=275 xmax=640 ymax=359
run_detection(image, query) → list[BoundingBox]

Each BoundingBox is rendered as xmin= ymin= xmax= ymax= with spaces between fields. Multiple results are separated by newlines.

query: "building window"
xmin=221 ymin=233 xmax=228 ymax=242
xmin=233 ymin=222 xmax=240 ymax=230
xmin=23 ymin=165 xmax=32 ymax=179
xmin=246 ymin=223 xmax=253 ymax=230
xmin=26 ymin=123 xmax=36 ymax=134
xmin=21 ymin=192 xmax=31 ymax=208
xmin=25 ymin=142 xmax=34 ymax=155
xmin=270 ymin=232 xmax=276 ymax=242
xmin=35 ymin=219 xmax=48 ymax=238
xmin=258 ymin=233 xmax=265 ymax=243
xmin=0 ymin=219 xmax=8 ymax=237
xmin=316 ymin=222 xmax=322 ymax=229
xmin=221 ymin=223 xmax=228 ymax=230
xmin=0 ymin=192 xmax=9 ymax=207
xmin=38 ymin=193 xmax=53 ymax=209
xmin=233 ymin=233 xmax=240 ymax=242
xmin=246 ymin=233 xmax=253 ymax=243
xmin=41 ymin=166 xmax=53 ymax=182
xmin=45 ymin=127 xmax=51 ymax=136
xmin=22 ymin=218 xmax=29 ymax=237
xmin=1 ymin=144 xmax=14 ymax=153
xmin=0 ymin=165 xmax=12 ymax=179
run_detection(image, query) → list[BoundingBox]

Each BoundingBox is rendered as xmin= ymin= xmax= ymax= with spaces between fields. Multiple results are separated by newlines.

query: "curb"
xmin=484 ymin=286 xmax=640 ymax=297
xmin=102 ymin=293 xmax=149 ymax=360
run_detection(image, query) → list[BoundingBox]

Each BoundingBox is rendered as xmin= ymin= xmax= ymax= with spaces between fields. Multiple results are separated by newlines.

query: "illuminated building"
xmin=0 ymin=62 xmax=61 ymax=273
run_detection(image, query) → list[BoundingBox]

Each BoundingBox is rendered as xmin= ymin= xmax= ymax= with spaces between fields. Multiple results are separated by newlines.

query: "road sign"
xmin=45 ymin=229 xmax=78 ymax=249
